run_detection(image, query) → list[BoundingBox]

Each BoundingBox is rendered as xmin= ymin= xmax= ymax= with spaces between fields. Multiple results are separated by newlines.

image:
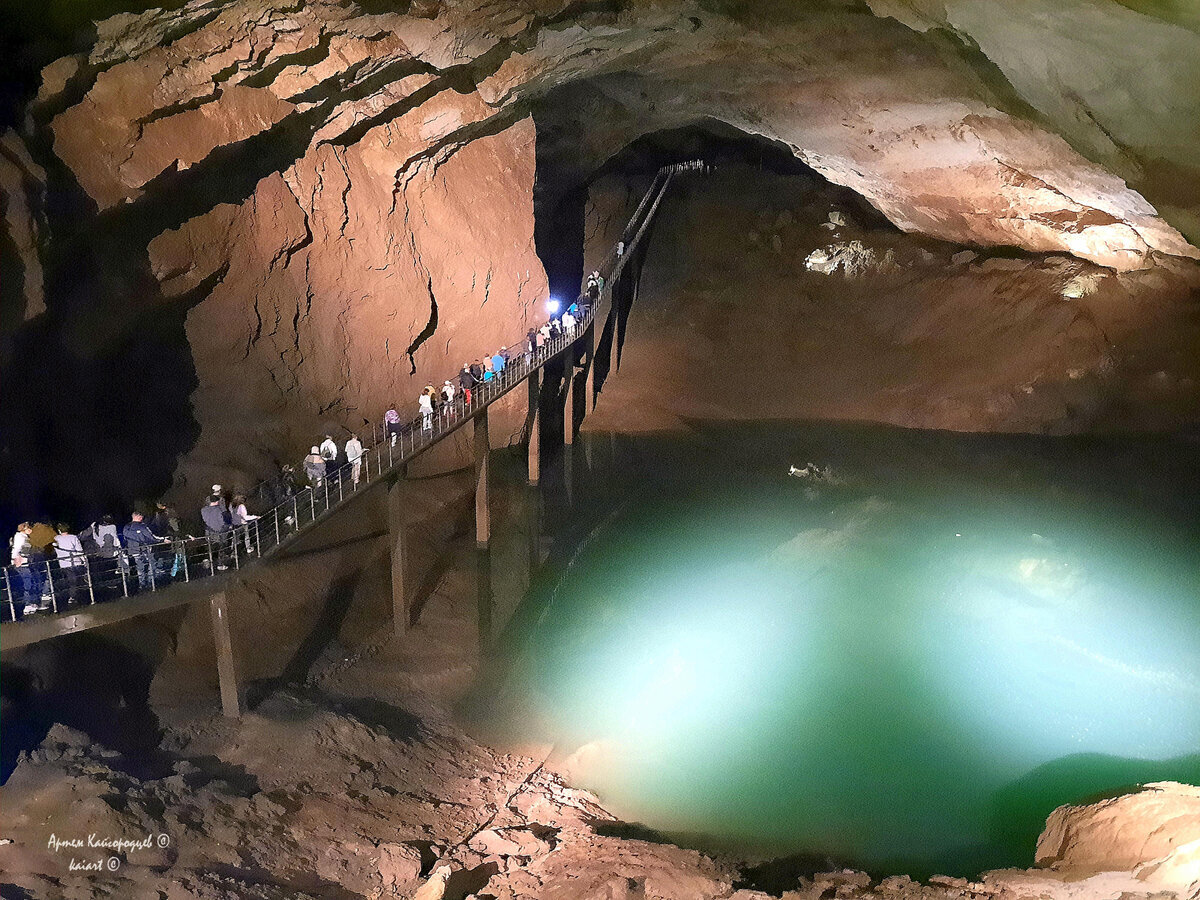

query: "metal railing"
xmin=0 ymin=162 xmax=689 ymax=625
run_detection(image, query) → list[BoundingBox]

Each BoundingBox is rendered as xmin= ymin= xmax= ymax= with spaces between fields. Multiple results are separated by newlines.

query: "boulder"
xmin=1035 ymin=781 xmax=1200 ymax=897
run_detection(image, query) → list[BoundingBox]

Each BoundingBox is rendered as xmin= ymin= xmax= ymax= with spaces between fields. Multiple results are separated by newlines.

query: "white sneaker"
xmin=217 ymin=565 xmax=229 ymax=571
xmin=23 ymin=604 xmax=38 ymax=615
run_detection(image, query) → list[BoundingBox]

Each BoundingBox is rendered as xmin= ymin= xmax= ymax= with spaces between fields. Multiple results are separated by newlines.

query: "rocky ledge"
xmin=1 ymin=695 xmax=1197 ymax=900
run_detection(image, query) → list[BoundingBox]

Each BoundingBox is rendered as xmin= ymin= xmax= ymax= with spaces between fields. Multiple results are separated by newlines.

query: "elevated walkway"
xmin=1 ymin=161 xmax=690 ymax=713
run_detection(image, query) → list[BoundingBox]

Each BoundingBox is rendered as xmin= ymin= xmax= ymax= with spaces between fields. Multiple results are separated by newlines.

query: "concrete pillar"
xmin=387 ymin=475 xmax=408 ymax=634
xmin=564 ymin=353 xmax=576 ymax=447
xmin=527 ymin=370 xmax=541 ymax=486
xmin=476 ymin=547 xmax=493 ymax=648
xmin=475 ymin=408 xmax=490 ymax=548
xmin=209 ymin=590 xmax=241 ymax=719
xmin=583 ymin=324 xmax=596 ymax=414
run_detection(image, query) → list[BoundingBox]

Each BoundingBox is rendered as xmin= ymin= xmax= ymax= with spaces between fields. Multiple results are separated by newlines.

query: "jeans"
xmin=132 ymin=551 xmax=155 ymax=589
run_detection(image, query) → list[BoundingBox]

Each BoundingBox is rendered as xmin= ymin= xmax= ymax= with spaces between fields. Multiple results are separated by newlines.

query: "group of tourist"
xmin=5 ymin=282 xmax=602 ymax=622
xmin=5 ymin=491 xmax=255 ymax=619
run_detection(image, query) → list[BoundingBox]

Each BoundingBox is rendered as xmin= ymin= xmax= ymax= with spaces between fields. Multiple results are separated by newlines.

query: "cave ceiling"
xmin=4 ymin=0 xmax=1196 ymax=272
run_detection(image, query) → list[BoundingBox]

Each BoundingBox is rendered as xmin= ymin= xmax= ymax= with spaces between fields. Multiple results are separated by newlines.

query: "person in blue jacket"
xmin=122 ymin=511 xmax=168 ymax=590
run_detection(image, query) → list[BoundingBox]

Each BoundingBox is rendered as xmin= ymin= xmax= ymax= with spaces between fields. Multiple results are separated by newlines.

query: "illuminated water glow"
xmin=473 ymin=425 xmax=1200 ymax=876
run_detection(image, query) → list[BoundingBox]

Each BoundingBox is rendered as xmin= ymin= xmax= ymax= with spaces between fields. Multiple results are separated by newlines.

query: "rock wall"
xmin=581 ymin=164 xmax=1200 ymax=435
xmin=2 ymin=0 xmax=1199 ymax=515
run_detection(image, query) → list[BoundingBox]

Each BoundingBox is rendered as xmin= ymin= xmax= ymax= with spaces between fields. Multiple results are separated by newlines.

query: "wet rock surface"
xmin=3 ymin=701 xmax=1196 ymax=899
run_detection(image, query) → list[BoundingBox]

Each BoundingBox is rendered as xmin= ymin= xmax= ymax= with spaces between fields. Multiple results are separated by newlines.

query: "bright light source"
xmin=547 ymin=298 xmax=560 ymax=315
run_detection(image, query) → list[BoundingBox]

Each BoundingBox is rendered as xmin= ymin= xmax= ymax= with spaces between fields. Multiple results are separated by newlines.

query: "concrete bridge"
xmin=0 ymin=163 xmax=688 ymax=716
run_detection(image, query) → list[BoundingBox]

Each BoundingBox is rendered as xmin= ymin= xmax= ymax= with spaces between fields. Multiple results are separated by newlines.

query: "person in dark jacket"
xmin=458 ymin=364 xmax=475 ymax=408
xmin=123 ymin=512 xmax=166 ymax=590
xmin=200 ymin=495 xmax=232 ymax=570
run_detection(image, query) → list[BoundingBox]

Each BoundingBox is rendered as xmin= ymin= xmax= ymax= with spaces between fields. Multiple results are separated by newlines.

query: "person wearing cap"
xmin=441 ymin=379 xmax=455 ymax=411
xmin=304 ymin=446 xmax=326 ymax=487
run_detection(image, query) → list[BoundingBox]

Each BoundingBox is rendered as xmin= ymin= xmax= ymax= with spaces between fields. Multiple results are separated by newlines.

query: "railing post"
xmin=3 ymin=567 xmax=15 ymax=621
xmin=292 ymin=495 xmax=299 ymax=532
xmin=83 ymin=554 xmax=96 ymax=604
xmin=254 ymin=521 xmax=262 ymax=557
xmin=275 ymin=508 xmax=281 ymax=547
xmin=148 ymin=547 xmax=157 ymax=591
xmin=183 ymin=540 xmax=190 ymax=582
xmin=206 ymin=536 xmax=215 ymax=574
xmin=231 ymin=530 xmax=240 ymax=569
xmin=46 ymin=560 xmax=58 ymax=613
xmin=119 ymin=553 xmax=129 ymax=597
xmin=309 ymin=487 xmax=316 ymax=522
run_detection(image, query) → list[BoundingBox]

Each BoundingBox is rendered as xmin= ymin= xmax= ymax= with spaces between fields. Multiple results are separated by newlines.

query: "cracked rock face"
xmin=4 ymin=0 xmax=1200 ymax=498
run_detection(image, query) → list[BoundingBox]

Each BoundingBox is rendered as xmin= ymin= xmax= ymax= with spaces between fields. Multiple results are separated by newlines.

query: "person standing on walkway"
xmin=561 ymin=308 xmax=576 ymax=335
xmin=345 ymin=434 xmax=363 ymax=485
xmin=442 ymin=380 xmax=455 ymax=412
xmin=459 ymin=364 xmax=475 ymax=407
xmin=123 ymin=511 xmax=165 ymax=591
xmin=385 ymin=406 xmax=402 ymax=447
xmin=419 ymin=389 xmax=434 ymax=431
xmin=200 ymin=495 xmax=232 ymax=571
xmin=53 ymin=523 xmax=86 ymax=605
xmin=526 ymin=328 xmax=537 ymax=364
xmin=470 ymin=358 xmax=485 ymax=386
xmin=492 ymin=348 xmax=506 ymax=378
xmin=25 ymin=521 xmax=56 ymax=611
xmin=9 ymin=522 xmax=37 ymax=618
xmin=231 ymin=494 xmax=258 ymax=554
xmin=320 ymin=434 xmax=338 ymax=465
xmin=304 ymin=446 xmax=326 ymax=487
xmin=94 ymin=515 xmax=120 ymax=554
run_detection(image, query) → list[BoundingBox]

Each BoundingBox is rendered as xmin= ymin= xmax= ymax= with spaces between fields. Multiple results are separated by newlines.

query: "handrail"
xmin=0 ymin=162 xmax=692 ymax=625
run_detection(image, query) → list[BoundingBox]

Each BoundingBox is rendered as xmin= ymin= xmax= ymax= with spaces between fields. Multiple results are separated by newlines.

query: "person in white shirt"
xmin=345 ymin=434 xmax=364 ymax=485
xmin=53 ymin=524 xmax=86 ymax=605
xmin=10 ymin=523 xmax=35 ymax=617
xmin=319 ymin=435 xmax=338 ymax=464
xmin=561 ymin=309 xmax=576 ymax=335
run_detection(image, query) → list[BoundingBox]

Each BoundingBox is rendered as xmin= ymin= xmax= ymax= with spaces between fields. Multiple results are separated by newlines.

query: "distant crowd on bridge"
xmin=4 ymin=275 xmax=604 ymax=622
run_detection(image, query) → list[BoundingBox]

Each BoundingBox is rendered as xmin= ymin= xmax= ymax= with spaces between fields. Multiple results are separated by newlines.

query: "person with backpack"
xmin=419 ymin=389 xmax=434 ymax=431
xmin=304 ymin=446 xmax=326 ymax=487
xmin=384 ymin=406 xmax=402 ymax=447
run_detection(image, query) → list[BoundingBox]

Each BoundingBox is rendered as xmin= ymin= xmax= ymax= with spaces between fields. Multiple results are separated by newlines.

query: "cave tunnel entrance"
xmin=531 ymin=115 xmax=894 ymax=313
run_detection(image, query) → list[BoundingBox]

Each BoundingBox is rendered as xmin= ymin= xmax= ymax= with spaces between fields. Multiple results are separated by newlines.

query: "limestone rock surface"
xmin=1035 ymin=781 xmax=1200 ymax=897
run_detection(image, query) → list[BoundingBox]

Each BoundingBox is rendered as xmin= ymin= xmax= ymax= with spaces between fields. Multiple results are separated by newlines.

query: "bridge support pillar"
xmin=527 ymin=369 xmax=541 ymax=486
xmin=583 ymin=324 xmax=596 ymax=415
xmin=209 ymin=590 xmax=241 ymax=719
xmin=475 ymin=408 xmax=490 ymax=548
xmin=387 ymin=474 xmax=409 ymax=634
xmin=564 ymin=352 xmax=576 ymax=447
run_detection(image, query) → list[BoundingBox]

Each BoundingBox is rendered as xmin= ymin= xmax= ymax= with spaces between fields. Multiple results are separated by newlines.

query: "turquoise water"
xmin=473 ymin=424 xmax=1200 ymax=877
